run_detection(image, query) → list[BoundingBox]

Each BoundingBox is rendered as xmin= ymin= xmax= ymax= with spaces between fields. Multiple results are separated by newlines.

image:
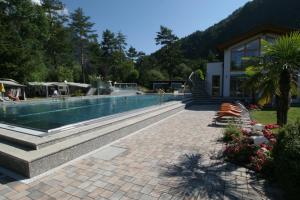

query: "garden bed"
xmin=222 ymin=116 xmax=300 ymax=199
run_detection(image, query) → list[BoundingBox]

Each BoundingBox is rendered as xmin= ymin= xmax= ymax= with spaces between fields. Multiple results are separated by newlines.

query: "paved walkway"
xmin=0 ymin=106 xmax=282 ymax=200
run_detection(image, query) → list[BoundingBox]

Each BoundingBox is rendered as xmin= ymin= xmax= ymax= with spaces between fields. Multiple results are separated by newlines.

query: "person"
xmin=53 ymin=89 xmax=59 ymax=96
xmin=7 ymin=89 xmax=20 ymax=101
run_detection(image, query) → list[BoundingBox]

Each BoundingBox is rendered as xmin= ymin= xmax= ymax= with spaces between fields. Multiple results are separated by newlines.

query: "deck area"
xmin=0 ymin=105 xmax=282 ymax=200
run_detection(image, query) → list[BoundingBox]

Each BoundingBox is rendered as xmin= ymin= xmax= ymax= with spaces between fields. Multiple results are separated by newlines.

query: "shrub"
xmin=194 ymin=69 xmax=204 ymax=80
xmin=224 ymin=137 xmax=254 ymax=164
xmin=273 ymin=120 xmax=300 ymax=198
xmin=250 ymin=145 xmax=273 ymax=172
xmin=223 ymin=124 xmax=241 ymax=142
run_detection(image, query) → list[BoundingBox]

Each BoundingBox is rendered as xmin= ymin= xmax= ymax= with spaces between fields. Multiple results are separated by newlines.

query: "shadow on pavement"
xmin=161 ymin=153 xmax=284 ymax=199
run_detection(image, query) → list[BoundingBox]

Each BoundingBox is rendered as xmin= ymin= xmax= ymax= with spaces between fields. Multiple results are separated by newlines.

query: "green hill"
xmin=178 ymin=0 xmax=300 ymax=59
xmin=138 ymin=0 xmax=300 ymax=85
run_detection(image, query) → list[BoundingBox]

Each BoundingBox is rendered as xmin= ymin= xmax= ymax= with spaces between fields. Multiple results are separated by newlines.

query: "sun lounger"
xmin=217 ymin=110 xmax=241 ymax=118
xmin=219 ymin=106 xmax=242 ymax=113
xmin=219 ymin=103 xmax=242 ymax=113
xmin=212 ymin=103 xmax=244 ymax=125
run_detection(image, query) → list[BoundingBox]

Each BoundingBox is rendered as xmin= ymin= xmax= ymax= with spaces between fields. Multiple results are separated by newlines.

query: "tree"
xmin=127 ymin=69 xmax=139 ymax=82
xmin=146 ymin=69 xmax=166 ymax=82
xmin=157 ymin=42 xmax=183 ymax=79
xmin=86 ymin=41 xmax=103 ymax=77
xmin=115 ymin=31 xmax=127 ymax=52
xmin=245 ymin=33 xmax=300 ymax=126
xmin=127 ymin=46 xmax=138 ymax=61
xmin=155 ymin=26 xmax=178 ymax=46
xmin=41 ymin=0 xmax=74 ymax=73
xmin=154 ymin=26 xmax=182 ymax=79
xmin=69 ymin=8 xmax=96 ymax=83
xmin=0 ymin=0 xmax=49 ymax=83
xmin=56 ymin=65 xmax=74 ymax=82
xmin=101 ymin=29 xmax=116 ymax=56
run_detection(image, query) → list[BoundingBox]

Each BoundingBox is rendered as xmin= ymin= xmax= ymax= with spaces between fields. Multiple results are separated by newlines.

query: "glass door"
xmin=212 ymin=75 xmax=221 ymax=97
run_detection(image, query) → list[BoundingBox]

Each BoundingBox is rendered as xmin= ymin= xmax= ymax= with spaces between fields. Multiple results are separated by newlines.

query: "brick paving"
xmin=0 ymin=105 xmax=283 ymax=199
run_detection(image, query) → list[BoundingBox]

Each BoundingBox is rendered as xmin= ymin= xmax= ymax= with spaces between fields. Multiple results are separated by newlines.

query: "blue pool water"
xmin=0 ymin=95 xmax=183 ymax=132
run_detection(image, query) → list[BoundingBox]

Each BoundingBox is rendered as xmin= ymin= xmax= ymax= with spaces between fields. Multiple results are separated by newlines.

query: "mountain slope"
xmin=171 ymin=0 xmax=300 ymax=59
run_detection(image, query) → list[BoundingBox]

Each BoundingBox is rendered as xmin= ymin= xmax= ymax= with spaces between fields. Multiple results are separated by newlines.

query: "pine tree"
xmin=41 ymin=0 xmax=73 ymax=72
xmin=155 ymin=26 xmax=178 ymax=46
xmin=69 ymin=8 xmax=96 ymax=83
xmin=115 ymin=31 xmax=127 ymax=52
xmin=101 ymin=29 xmax=116 ymax=56
xmin=127 ymin=46 xmax=138 ymax=61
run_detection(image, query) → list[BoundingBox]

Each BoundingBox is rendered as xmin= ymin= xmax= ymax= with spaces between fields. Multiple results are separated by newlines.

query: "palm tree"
xmin=244 ymin=32 xmax=300 ymax=126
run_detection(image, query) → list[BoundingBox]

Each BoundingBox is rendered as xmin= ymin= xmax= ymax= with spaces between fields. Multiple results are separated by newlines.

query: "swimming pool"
xmin=0 ymin=94 xmax=184 ymax=133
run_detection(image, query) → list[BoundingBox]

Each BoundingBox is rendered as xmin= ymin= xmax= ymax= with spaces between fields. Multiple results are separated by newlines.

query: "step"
xmin=0 ymin=100 xmax=191 ymax=178
xmin=0 ymin=101 xmax=186 ymax=150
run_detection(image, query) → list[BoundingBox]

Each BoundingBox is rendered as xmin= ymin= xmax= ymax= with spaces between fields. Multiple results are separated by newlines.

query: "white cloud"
xmin=57 ymin=7 xmax=69 ymax=16
xmin=31 ymin=0 xmax=41 ymax=6
xmin=30 ymin=0 xmax=69 ymax=16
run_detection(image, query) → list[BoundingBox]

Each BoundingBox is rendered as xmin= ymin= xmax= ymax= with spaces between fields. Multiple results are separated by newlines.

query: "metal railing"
xmin=188 ymin=71 xmax=195 ymax=86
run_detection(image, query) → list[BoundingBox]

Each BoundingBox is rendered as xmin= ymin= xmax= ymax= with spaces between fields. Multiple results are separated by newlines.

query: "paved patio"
xmin=0 ymin=105 xmax=282 ymax=200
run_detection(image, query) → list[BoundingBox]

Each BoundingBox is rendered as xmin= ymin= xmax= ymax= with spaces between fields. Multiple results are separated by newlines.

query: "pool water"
xmin=0 ymin=95 xmax=183 ymax=132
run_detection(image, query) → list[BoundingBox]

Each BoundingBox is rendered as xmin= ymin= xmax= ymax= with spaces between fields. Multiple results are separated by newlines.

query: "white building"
xmin=206 ymin=26 xmax=300 ymax=102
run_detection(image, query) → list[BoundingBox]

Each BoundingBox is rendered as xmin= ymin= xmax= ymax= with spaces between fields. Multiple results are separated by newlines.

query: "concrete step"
xmin=0 ymin=101 xmax=188 ymax=150
xmin=0 ymin=100 xmax=191 ymax=178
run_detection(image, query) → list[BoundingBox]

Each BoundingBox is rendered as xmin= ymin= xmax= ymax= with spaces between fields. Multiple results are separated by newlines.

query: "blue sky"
xmin=61 ymin=0 xmax=251 ymax=54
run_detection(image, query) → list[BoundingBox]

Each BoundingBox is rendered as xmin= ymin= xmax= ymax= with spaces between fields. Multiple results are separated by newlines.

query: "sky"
xmin=60 ymin=0 xmax=251 ymax=54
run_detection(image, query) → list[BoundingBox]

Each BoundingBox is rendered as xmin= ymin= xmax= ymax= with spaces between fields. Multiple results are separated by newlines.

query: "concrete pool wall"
xmin=0 ymin=100 xmax=192 ymax=178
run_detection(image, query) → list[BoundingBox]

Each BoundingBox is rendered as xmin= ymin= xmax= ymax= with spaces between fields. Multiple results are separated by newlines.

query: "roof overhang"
xmin=28 ymin=82 xmax=91 ymax=88
xmin=217 ymin=25 xmax=297 ymax=50
xmin=67 ymin=82 xmax=91 ymax=88
xmin=0 ymin=79 xmax=25 ymax=87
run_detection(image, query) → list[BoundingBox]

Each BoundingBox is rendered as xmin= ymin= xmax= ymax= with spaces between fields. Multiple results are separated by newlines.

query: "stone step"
xmin=0 ymin=100 xmax=192 ymax=178
xmin=0 ymin=100 xmax=187 ymax=150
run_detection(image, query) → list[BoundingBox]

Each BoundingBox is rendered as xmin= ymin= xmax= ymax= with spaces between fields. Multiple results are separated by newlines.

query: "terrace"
xmin=0 ymin=105 xmax=282 ymax=199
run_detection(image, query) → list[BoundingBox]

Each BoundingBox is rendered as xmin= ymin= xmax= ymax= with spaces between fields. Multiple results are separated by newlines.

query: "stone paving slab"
xmin=91 ymin=146 xmax=127 ymax=161
xmin=0 ymin=105 xmax=283 ymax=200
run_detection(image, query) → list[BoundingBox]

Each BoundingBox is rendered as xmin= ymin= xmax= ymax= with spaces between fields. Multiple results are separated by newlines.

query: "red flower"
xmin=265 ymin=124 xmax=280 ymax=129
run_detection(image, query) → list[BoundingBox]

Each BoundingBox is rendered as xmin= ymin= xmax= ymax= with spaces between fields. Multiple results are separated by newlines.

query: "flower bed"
xmin=223 ymin=119 xmax=300 ymax=198
xmin=223 ymin=122 xmax=278 ymax=172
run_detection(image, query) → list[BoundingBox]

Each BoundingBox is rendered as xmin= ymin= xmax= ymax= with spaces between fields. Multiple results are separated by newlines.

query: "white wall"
xmin=206 ymin=62 xmax=223 ymax=96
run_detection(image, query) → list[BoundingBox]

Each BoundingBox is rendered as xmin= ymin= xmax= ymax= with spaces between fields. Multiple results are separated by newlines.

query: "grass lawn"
xmin=250 ymin=107 xmax=300 ymax=125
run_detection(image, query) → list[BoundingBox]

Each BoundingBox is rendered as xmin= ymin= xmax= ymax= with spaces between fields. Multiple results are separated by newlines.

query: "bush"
xmin=224 ymin=137 xmax=254 ymax=164
xmin=223 ymin=124 xmax=241 ymax=142
xmin=194 ymin=69 xmax=204 ymax=80
xmin=273 ymin=120 xmax=300 ymax=199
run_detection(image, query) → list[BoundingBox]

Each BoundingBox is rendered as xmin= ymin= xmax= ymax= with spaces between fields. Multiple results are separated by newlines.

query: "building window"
xmin=265 ymin=36 xmax=276 ymax=43
xmin=231 ymin=39 xmax=260 ymax=71
xmin=230 ymin=75 xmax=250 ymax=97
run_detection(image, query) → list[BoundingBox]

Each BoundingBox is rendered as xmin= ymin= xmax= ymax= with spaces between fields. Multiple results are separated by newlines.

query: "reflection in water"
xmin=0 ymin=95 xmax=183 ymax=131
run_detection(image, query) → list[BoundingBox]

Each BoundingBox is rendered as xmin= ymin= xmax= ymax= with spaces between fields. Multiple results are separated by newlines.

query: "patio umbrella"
xmin=0 ymin=83 xmax=5 ymax=93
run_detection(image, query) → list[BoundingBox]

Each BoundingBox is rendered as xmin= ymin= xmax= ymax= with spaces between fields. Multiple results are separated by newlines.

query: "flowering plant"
xmin=250 ymin=146 xmax=272 ymax=171
xmin=265 ymin=124 xmax=280 ymax=129
xmin=241 ymin=128 xmax=252 ymax=136
xmin=224 ymin=137 xmax=254 ymax=164
xmin=262 ymin=129 xmax=275 ymax=140
xmin=248 ymin=104 xmax=260 ymax=110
